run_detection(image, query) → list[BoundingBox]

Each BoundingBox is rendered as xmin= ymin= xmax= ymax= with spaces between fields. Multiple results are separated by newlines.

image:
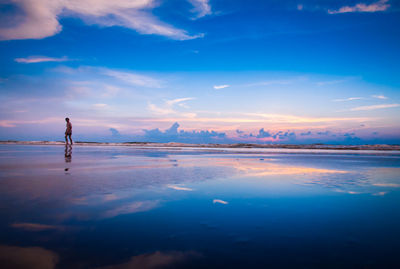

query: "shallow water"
xmin=0 ymin=144 xmax=399 ymax=268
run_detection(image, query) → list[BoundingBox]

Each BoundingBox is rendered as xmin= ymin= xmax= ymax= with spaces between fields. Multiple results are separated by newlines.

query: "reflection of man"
xmin=65 ymin=145 xmax=72 ymax=173
xmin=65 ymin=145 xmax=72 ymax=163
xmin=65 ymin=117 xmax=73 ymax=145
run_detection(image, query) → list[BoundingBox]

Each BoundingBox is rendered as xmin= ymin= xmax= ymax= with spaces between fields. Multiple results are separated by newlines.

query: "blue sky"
xmin=0 ymin=0 xmax=399 ymax=144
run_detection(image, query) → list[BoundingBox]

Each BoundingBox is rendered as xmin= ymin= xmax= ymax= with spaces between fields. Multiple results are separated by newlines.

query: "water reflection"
xmin=213 ymin=158 xmax=347 ymax=176
xmin=97 ymin=251 xmax=201 ymax=269
xmin=0 ymin=145 xmax=399 ymax=268
xmin=101 ymin=200 xmax=159 ymax=219
xmin=64 ymin=145 xmax=72 ymax=163
xmin=0 ymin=147 xmax=399 ymax=220
xmin=64 ymin=145 xmax=72 ymax=174
xmin=10 ymin=222 xmax=65 ymax=232
xmin=0 ymin=245 xmax=58 ymax=269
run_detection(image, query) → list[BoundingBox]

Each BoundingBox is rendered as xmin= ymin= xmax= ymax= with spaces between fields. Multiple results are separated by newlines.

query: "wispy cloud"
xmin=242 ymin=79 xmax=295 ymax=87
xmin=148 ymin=103 xmax=175 ymax=115
xmin=336 ymin=190 xmax=362 ymax=195
xmin=372 ymin=95 xmax=388 ymax=100
xmin=333 ymin=97 xmax=363 ymax=102
xmin=167 ymin=185 xmax=193 ymax=191
xmin=53 ymin=66 xmax=162 ymax=92
xmin=213 ymin=85 xmax=230 ymax=90
xmin=166 ymin=97 xmax=195 ymax=106
xmin=316 ymin=79 xmax=346 ymax=86
xmin=0 ymin=117 xmax=60 ymax=128
xmin=350 ymin=104 xmax=400 ymax=111
xmin=0 ymin=120 xmax=17 ymax=128
xmin=372 ymin=191 xmax=388 ymax=196
xmin=92 ymin=103 xmax=108 ymax=109
xmin=0 ymin=0 xmax=204 ymax=41
xmin=328 ymin=0 xmax=390 ymax=14
xmin=213 ymin=199 xmax=228 ymax=205
xmin=148 ymin=98 xmax=196 ymax=117
xmin=15 ymin=56 xmax=70 ymax=64
xmin=372 ymin=183 xmax=400 ymax=187
xmin=103 ymin=69 xmax=162 ymax=88
xmin=189 ymin=0 xmax=212 ymax=19
xmin=243 ymin=113 xmax=369 ymax=124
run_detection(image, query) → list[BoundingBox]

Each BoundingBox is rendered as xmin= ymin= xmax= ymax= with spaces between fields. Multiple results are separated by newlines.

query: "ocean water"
xmin=0 ymin=144 xmax=399 ymax=268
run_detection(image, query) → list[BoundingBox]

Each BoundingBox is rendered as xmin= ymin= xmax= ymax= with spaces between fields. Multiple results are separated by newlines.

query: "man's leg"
xmin=69 ymin=134 xmax=73 ymax=145
xmin=65 ymin=134 xmax=69 ymax=145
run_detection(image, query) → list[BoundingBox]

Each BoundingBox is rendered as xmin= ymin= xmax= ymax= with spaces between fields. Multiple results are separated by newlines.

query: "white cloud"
xmin=243 ymin=113 xmax=369 ymax=123
xmin=15 ymin=56 xmax=69 ymax=63
xmin=148 ymin=97 xmax=196 ymax=117
xmin=103 ymin=69 xmax=162 ymax=88
xmin=54 ymin=66 xmax=162 ymax=90
xmin=372 ymin=183 xmax=400 ymax=187
xmin=213 ymin=199 xmax=228 ymax=205
xmin=350 ymin=103 xmax=400 ymax=111
xmin=316 ymin=79 xmax=346 ymax=86
xmin=333 ymin=97 xmax=363 ymax=102
xmin=328 ymin=0 xmax=390 ymax=14
xmin=0 ymin=117 xmax=60 ymax=128
xmin=242 ymin=79 xmax=296 ymax=87
xmin=101 ymin=85 xmax=120 ymax=97
xmin=0 ymin=0 xmax=204 ymax=41
xmin=167 ymin=185 xmax=193 ymax=191
xmin=148 ymin=103 xmax=175 ymax=115
xmin=0 ymin=0 xmax=63 ymax=40
xmin=213 ymin=85 xmax=230 ymax=90
xmin=166 ymin=97 xmax=195 ymax=106
xmin=189 ymin=0 xmax=212 ymax=19
xmin=372 ymin=95 xmax=388 ymax=100
xmin=92 ymin=103 xmax=108 ymax=108
xmin=0 ymin=120 xmax=16 ymax=128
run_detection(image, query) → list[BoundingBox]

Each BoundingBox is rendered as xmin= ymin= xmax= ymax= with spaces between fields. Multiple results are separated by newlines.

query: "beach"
xmin=1 ymin=140 xmax=400 ymax=151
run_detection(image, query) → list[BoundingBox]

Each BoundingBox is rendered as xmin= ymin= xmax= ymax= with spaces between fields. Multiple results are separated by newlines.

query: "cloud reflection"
xmin=10 ymin=223 xmax=65 ymax=232
xmin=0 ymin=245 xmax=58 ymax=269
xmin=97 ymin=250 xmax=201 ymax=269
xmin=101 ymin=200 xmax=159 ymax=219
xmin=213 ymin=158 xmax=347 ymax=177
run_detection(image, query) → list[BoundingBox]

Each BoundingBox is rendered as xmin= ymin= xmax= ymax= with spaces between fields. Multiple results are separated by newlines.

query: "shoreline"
xmin=1 ymin=140 xmax=399 ymax=151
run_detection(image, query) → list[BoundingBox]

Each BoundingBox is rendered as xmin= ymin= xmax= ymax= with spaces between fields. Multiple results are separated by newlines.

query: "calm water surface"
xmin=0 ymin=145 xmax=399 ymax=268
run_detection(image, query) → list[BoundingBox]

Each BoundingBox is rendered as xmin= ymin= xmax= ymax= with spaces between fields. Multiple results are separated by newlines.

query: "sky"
xmin=0 ymin=0 xmax=399 ymax=144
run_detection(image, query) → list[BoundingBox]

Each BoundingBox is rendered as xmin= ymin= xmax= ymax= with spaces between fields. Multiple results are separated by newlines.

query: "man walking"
xmin=65 ymin=117 xmax=73 ymax=145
